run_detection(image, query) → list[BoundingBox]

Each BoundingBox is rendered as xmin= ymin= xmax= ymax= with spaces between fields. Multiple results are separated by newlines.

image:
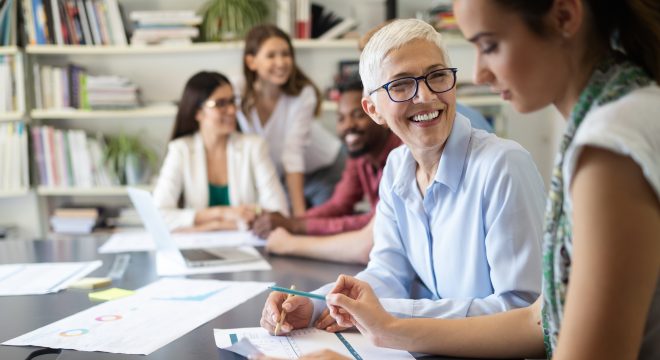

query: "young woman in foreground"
xmin=257 ymin=0 xmax=660 ymax=359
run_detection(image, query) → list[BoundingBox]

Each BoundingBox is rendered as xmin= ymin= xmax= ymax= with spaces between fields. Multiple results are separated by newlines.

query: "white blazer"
xmin=153 ymin=132 xmax=289 ymax=229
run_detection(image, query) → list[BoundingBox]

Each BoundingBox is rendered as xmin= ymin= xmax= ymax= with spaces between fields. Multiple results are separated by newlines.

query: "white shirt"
xmin=153 ymin=132 xmax=289 ymax=229
xmin=234 ymin=81 xmax=341 ymax=175
xmin=563 ymin=84 xmax=660 ymax=359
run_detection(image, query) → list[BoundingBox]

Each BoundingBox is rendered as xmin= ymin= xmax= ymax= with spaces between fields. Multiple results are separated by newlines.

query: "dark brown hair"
xmin=242 ymin=24 xmax=322 ymax=116
xmin=494 ymin=0 xmax=660 ymax=83
xmin=171 ymin=71 xmax=232 ymax=141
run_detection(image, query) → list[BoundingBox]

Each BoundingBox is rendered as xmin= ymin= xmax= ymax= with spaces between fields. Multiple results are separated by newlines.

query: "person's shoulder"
xmin=298 ymin=84 xmax=317 ymax=99
xmin=381 ymin=144 xmax=410 ymax=177
xmin=470 ymin=130 xmax=533 ymax=166
xmin=168 ymin=134 xmax=196 ymax=150
xmin=582 ymin=84 xmax=660 ymax=132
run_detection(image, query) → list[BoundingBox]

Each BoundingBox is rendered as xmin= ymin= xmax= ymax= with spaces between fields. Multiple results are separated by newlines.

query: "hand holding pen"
xmin=261 ymin=285 xmax=314 ymax=335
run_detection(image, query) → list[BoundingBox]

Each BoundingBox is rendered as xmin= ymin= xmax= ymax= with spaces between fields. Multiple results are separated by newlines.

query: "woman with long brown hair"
xmin=153 ymin=71 xmax=288 ymax=231
xmin=235 ymin=24 xmax=345 ymax=217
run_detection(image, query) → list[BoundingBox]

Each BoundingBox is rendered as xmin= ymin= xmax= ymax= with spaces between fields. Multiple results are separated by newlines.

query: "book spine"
xmin=40 ymin=126 xmax=53 ymax=186
xmin=31 ymin=126 xmax=47 ymax=186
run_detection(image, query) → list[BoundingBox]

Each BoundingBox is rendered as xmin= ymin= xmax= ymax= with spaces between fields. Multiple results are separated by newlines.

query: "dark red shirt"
xmin=303 ymin=132 xmax=402 ymax=235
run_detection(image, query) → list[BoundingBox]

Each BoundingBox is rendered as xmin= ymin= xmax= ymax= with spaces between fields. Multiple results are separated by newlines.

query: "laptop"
xmin=127 ymin=187 xmax=261 ymax=268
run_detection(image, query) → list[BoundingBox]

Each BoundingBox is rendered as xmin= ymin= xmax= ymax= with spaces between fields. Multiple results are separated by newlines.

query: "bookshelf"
xmin=0 ymin=0 xmax=563 ymax=240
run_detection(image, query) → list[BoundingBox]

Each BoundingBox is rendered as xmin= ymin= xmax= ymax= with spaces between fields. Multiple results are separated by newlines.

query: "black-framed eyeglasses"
xmin=201 ymin=96 xmax=236 ymax=110
xmin=368 ymin=68 xmax=458 ymax=102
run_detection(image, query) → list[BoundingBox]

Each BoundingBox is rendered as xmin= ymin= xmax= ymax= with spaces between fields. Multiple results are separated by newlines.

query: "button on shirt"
xmin=314 ymin=113 xmax=546 ymax=319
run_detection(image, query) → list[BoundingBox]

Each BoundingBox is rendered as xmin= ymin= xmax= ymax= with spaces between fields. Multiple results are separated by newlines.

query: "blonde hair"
xmin=359 ymin=19 xmax=451 ymax=94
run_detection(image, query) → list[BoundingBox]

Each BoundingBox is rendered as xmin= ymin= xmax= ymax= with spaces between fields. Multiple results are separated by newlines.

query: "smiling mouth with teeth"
xmin=410 ymin=110 xmax=441 ymax=122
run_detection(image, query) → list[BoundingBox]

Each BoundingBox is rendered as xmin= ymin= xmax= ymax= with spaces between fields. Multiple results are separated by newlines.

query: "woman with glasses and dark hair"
xmin=153 ymin=71 xmax=288 ymax=231
xmin=259 ymin=18 xmax=547 ymax=337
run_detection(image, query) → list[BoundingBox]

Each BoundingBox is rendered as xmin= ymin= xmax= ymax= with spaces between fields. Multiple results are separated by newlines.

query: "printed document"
xmin=4 ymin=278 xmax=272 ymax=355
xmin=214 ymin=327 xmax=414 ymax=359
xmin=0 ymin=261 xmax=102 ymax=296
xmin=98 ymin=229 xmax=266 ymax=253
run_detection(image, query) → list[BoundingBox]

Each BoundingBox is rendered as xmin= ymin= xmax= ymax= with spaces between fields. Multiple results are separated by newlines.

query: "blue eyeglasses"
xmin=368 ymin=68 xmax=458 ymax=102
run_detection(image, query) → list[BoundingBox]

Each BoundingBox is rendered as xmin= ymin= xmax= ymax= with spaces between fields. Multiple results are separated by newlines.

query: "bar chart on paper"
xmin=214 ymin=327 xmax=415 ymax=359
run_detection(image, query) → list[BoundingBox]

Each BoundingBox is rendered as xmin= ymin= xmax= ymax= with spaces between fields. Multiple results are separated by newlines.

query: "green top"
xmin=208 ymin=183 xmax=230 ymax=207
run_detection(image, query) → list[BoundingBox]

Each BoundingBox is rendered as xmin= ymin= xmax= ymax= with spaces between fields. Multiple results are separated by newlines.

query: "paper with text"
xmin=214 ymin=327 xmax=414 ymax=359
xmin=0 ymin=261 xmax=102 ymax=296
xmin=4 ymin=278 xmax=273 ymax=355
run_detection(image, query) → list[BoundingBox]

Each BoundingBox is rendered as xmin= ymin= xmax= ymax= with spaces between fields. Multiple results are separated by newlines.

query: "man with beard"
xmin=252 ymin=77 xmax=401 ymax=241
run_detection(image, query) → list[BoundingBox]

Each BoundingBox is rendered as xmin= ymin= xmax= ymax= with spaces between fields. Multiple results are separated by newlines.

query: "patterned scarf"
xmin=541 ymin=55 xmax=653 ymax=357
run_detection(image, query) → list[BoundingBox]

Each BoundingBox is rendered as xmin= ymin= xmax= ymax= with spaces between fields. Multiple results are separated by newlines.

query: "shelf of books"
xmin=37 ymin=185 xmax=152 ymax=196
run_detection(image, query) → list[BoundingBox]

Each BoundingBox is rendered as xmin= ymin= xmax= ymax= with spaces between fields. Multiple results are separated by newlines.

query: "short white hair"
xmin=359 ymin=19 xmax=451 ymax=95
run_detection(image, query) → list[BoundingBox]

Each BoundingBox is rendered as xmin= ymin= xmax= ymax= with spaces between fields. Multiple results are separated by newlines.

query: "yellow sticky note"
xmin=69 ymin=277 xmax=112 ymax=290
xmin=88 ymin=288 xmax=135 ymax=302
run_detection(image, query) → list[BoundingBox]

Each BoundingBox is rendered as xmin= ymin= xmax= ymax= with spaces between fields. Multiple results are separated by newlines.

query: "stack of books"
xmin=0 ymin=122 xmax=29 ymax=191
xmin=32 ymin=63 xmax=140 ymax=110
xmin=31 ymin=125 xmax=119 ymax=188
xmin=22 ymin=0 xmax=128 ymax=46
xmin=86 ymin=75 xmax=139 ymax=110
xmin=50 ymin=207 xmax=100 ymax=234
xmin=129 ymin=10 xmax=201 ymax=45
xmin=422 ymin=3 xmax=461 ymax=37
xmin=277 ymin=0 xmax=356 ymax=40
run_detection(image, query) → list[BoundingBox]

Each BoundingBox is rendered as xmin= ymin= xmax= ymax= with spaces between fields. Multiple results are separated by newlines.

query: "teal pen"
xmin=269 ymin=285 xmax=326 ymax=301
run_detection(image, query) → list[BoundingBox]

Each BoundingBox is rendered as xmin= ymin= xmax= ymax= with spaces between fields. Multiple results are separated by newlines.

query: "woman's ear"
xmin=549 ymin=0 xmax=583 ymax=38
xmin=245 ymin=54 xmax=257 ymax=71
xmin=361 ymin=96 xmax=386 ymax=126
xmin=195 ymin=108 xmax=203 ymax=123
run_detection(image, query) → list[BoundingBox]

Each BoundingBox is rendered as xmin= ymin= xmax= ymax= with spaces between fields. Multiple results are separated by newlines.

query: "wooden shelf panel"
xmin=0 ymin=188 xmax=30 ymax=198
xmin=0 ymin=46 xmax=19 ymax=55
xmin=37 ymin=185 xmax=153 ymax=196
xmin=31 ymin=106 xmax=178 ymax=119
xmin=26 ymin=39 xmax=361 ymax=55
xmin=457 ymin=95 xmax=503 ymax=107
xmin=0 ymin=112 xmax=24 ymax=122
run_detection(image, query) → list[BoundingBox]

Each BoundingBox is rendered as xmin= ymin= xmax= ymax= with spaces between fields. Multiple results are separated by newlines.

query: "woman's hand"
xmin=222 ymin=205 xmax=257 ymax=223
xmin=260 ymin=290 xmax=314 ymax=335
xmin=326 ymin=275 xmax=397 ymax=346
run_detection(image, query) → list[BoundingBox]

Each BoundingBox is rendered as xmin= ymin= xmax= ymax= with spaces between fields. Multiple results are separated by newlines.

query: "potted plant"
xmin=103 ymin=134 xmax=158 ymax=185
xmin=199 ymin=0 xmax=270 ymax=41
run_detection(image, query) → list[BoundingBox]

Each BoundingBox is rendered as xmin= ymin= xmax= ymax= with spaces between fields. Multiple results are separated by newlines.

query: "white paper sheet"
xmin=156 ymin=246 xmax=272 ymax=276
xmin=98 ymin=229 xmax=266 ymax=253
xmin=0 ymin=261 xmax=102 ymax=296
xmin=214 ymin=327 xmax=415 ymax=359
xmin=4 ymin=278 xmax=273 ymax=355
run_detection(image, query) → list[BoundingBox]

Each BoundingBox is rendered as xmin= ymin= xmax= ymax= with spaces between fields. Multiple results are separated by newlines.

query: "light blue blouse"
xmin=314 ymin=113 xmax=546 ymax=319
